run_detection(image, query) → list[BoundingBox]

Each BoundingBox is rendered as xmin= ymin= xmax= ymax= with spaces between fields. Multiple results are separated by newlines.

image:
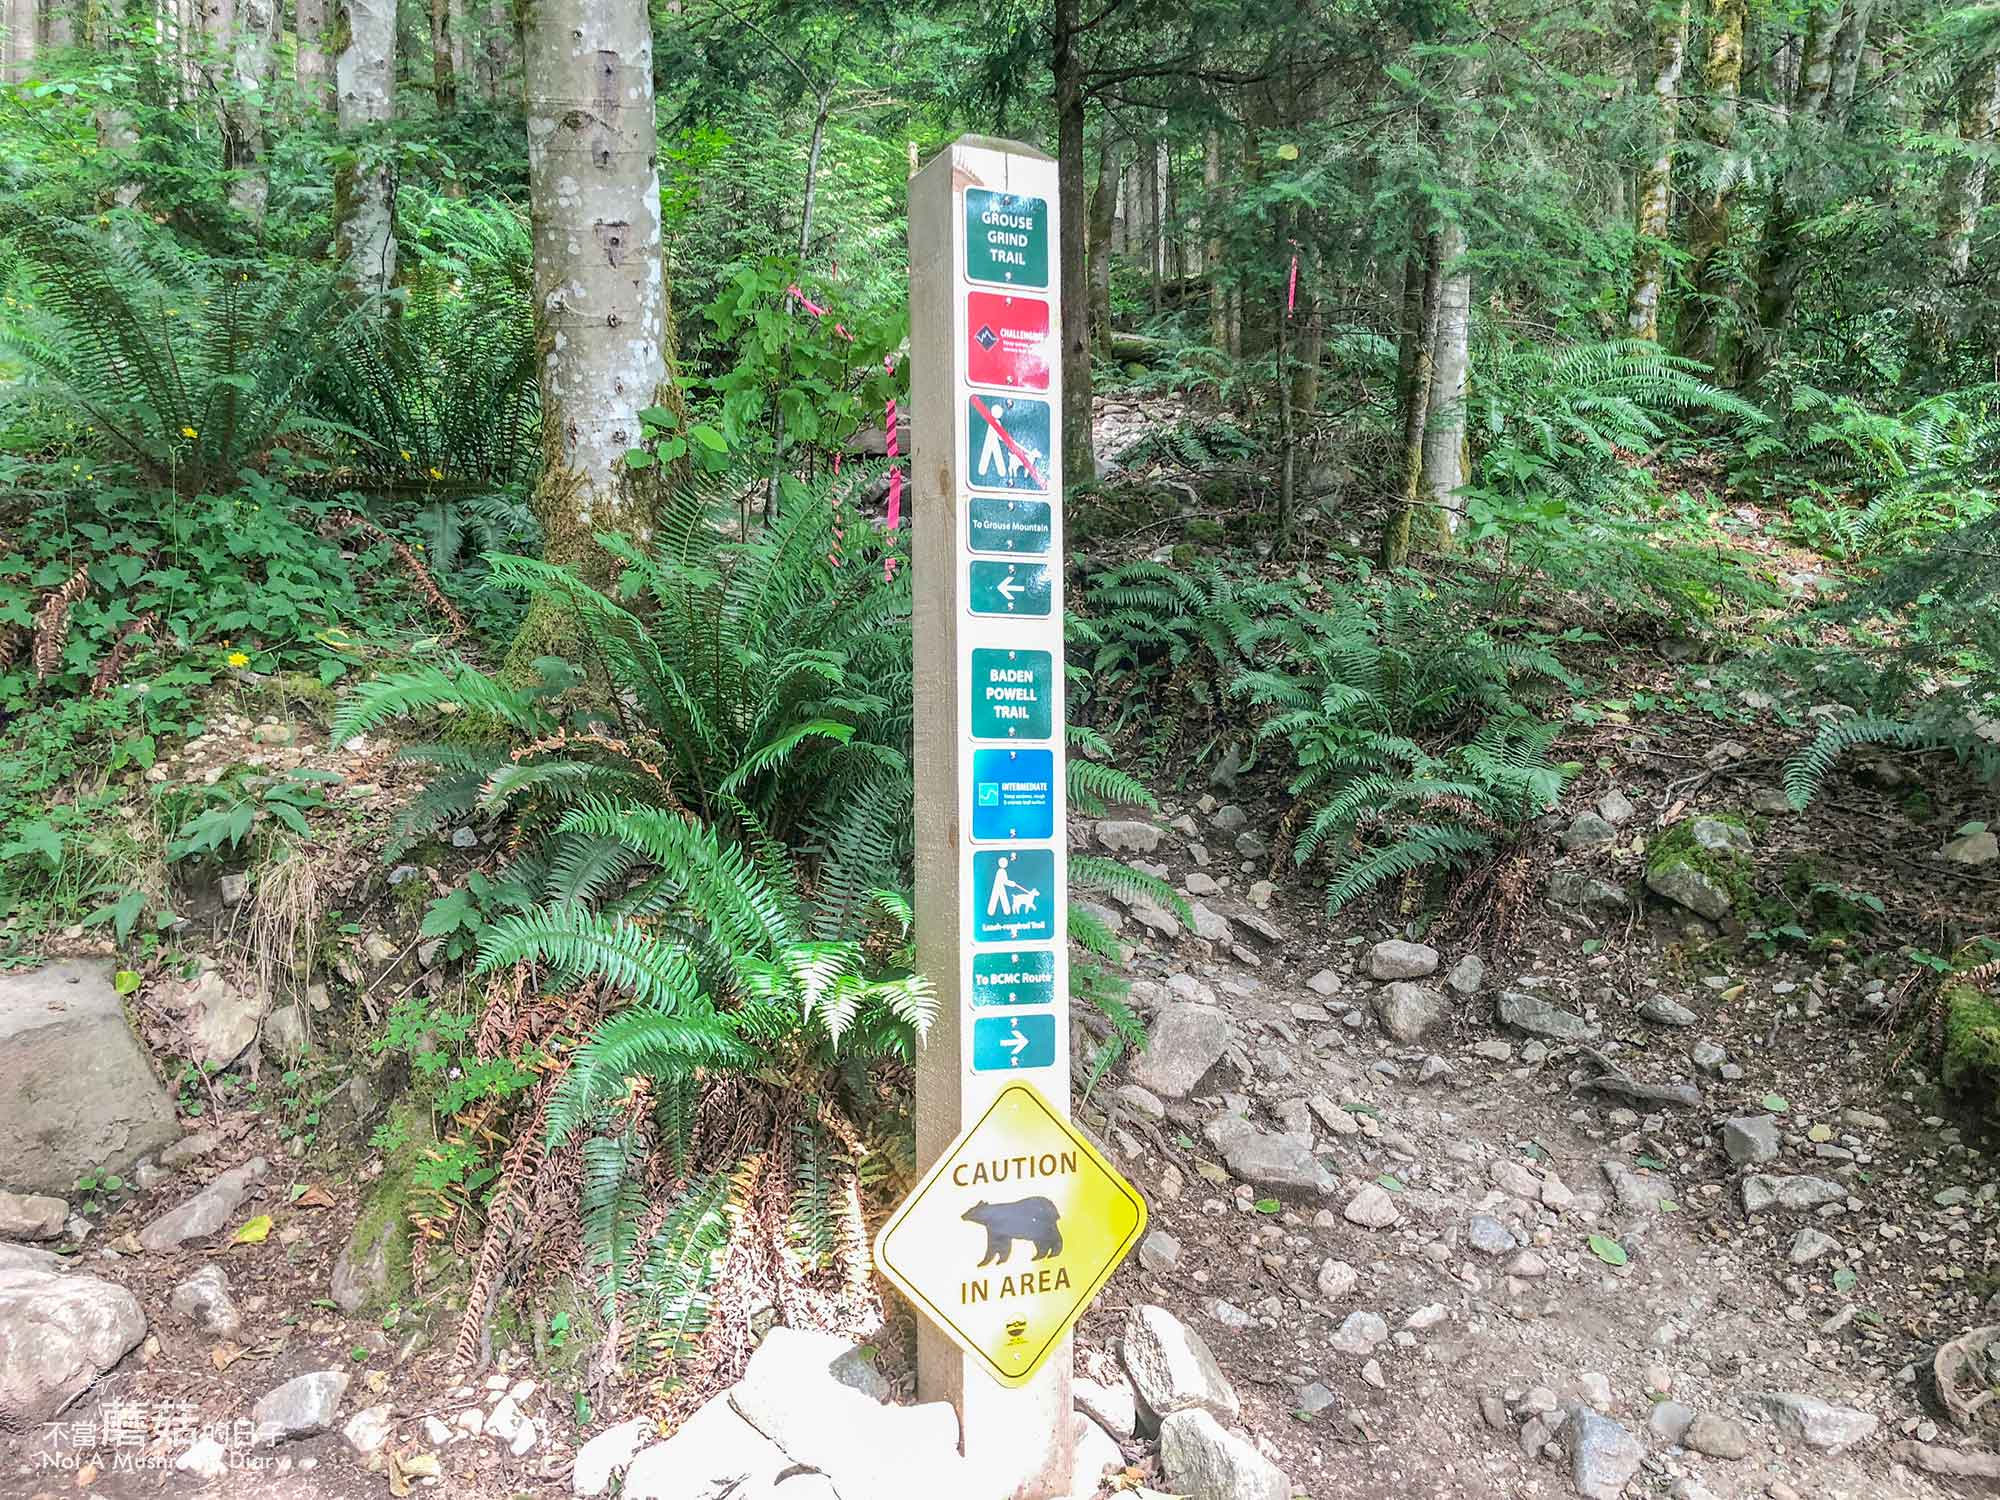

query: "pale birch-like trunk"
xmin=1824 ymin=0 xmax=1872 ymax=124
xmin=1205 ymin=127 xmax=1226 ymax=352
xmin=1088 ymin=131 xmax=1118 ymax=362
xmin=475 ymin=0 xmax=508 ymax=95
xmin=1383 ymin=221 xmax=1443 ymax=568
xmin=1421 ymin=219 xmax=1471 ymax=532
xmin=1678 ymin=0 xmax=1746 ymax=371
xmin=2 ymin=0 xmax=35 ymax=81
xmin=1925 ymin=53 xmax=2000 ymax=356
xmin=1054 ymin=0 xmax=1095 ymax=487
xmin=1627 ymin=0 xmax=1689 ymax=341
xmin=512 ymin=0 xmax=675 ymax=667
xmin=295 ymin=0 xmax=331 ymax=107
xmin=332 ymin=0 xmax=397 ymax=304
xmin=45 ymin=0 xmax=75 ymax=48
xmin=223 ymin=0 xmax=278 ymax=222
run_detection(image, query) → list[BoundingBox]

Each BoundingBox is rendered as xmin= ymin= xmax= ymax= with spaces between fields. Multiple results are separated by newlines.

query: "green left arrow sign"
xmin=968 ymin=561 xmax=1052 ymax=617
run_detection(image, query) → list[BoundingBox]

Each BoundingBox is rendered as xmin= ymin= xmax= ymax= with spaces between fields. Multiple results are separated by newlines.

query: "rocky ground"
xmin=4 ymin=440 xmax=2000 ymax=1500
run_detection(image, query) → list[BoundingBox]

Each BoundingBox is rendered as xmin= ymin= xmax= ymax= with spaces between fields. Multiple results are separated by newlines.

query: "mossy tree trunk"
xmin=1627 ymin=0 xmax=1689 ymax=342
xmin=1678 ymin=0 xmax=1746 ymax=374
xmin=506 ymin=0 xmax=683 ymax=677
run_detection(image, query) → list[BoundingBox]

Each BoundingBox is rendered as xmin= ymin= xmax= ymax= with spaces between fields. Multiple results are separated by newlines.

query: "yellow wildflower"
xmin=399 ymin=450 xmax=412 ymax=462
xmin=180 ymin=426 xmax=198 ymax=439
xmin=226 ymin=651 xmax=249 ymax=668
xmin=428 ymin=467 xmax=444 ymax=481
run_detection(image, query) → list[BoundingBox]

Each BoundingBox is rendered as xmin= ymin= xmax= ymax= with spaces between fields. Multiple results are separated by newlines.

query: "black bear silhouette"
xmin=961 ymin=1196 xmax=1063 ymax=1265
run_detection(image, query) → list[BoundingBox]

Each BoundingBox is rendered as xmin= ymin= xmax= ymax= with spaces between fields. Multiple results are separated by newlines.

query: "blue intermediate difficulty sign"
xmin=971 ymin=748 xmax=1055 ymax=841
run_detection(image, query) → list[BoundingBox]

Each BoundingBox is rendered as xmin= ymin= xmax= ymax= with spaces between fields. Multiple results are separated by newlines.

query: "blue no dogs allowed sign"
xmin=971 ymin=847 xmax=1057 ymax=943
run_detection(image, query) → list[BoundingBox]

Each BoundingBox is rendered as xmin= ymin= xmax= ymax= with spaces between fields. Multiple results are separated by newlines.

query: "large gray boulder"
xmin=1130 ymin=1004 xmax=1231 ymax=1099
xmin=0 ymin=1265 xmax=147 ymax=1425
xmin=0 ymin=962 xmax=179 ymax=1195
xmin=1121 ymin=1304 xmax=1240 ymax=1426
xmin=623 ymin=1391 xmax=790 ymax=1500
xmin=252 ymin=1369 xmax=349 ymax=1442
xmin=1374 ymin=982 xmax=1447 ymax=1043
xmin=1158 ymin=1408 xmax=1291 ymax=1500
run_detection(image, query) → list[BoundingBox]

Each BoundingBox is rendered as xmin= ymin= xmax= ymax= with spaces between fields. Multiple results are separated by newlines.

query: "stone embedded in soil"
xmin=1465 ymin=1215 xmax=1517 ymax=1255
xmin=0 ymin=960 xmax=181 ymax=1195
xmin=1188 ymin=903 xmax=1234 ymax=944
xmin=1789 ymin=1227 xmax=1840 ymax=1264
xmin=1759 ymin=1392 xmax=1878 ymax=1451
xmin=168 ymin=1264 xmax=242 ymax=1339
xmin=138 ymin=1156 xmax=269 ymax=1251
xmin=1684 ymin=1413 xmax=1752 ymax=1459
xmin=177 ymin=966 xmax=264 ymax=1070
xmin=1366 ymin=940 xmax=1439 ymax=980
xmin=1601 ymin=1161 xmax=1675 ymax=1214
xmin=1943 ymin=829 xmax=2000 ymax=866
xmin=1158 ymin=1407 xmax=1291 ymax=1500
xmin=1185 ymin=872 xmax=1222 ymax=897
xmin=160 ymin=1130 xmax=223 ymax=1168
xmin=1647 ymin=1401 xmax=1695 ymax=1445
xmin=0 ymin=1264 xmax=147 ymax=1426
xmin=1374 ymin=982 xmax=1447 ymax=1043
xmin=261 ymin=1002 xmax=307 ymax=1061
xmin=1122 ymin=1304 xmax=1241 ymax=1426
xmin=1497 ymin=991 xmax=1600 ymax=1042
xmin=1130 ymin=1003 xmax=1231 ymax=1099
xmin=0 ymin=1190 xmax=67 ymax=1241
xmin=176 ymin=1438 xmax=230 ymax=1480
xmin=1222 ymin=1130 xmax=1331 ymax=1197
xmin=573 ymin=1416 xmax=654 ymax=1497
xmin=1343 ymin=1183 xmax=1400 ymax=1229
xmin=1099 ymin=818 xmax=1166 ymax=855
xmin=1597 ymin=787 xmax=1637 ymax=825
xmin=1328 ymin=1311 xmax=1388 ymax=1356
xmin=343 ymin=1404 xmax=394 ymax=1457
xmin=252 ymin=1369 xmax=350 ymax=1442
xmin=1548 ymin=870 xmax=1631 ymax=911
xmin=1688 ymin=815 xmax=1754 ymax=855
xmin=1140 ymin=1229 xmax=1182 ymax=1273
xmin=1721 ymin=1114 xmax=1782 ymax=1165
xmin=1447 ymin=955 xmax=1485 ymax=994
xmin=1317 ymin=1258 xmax=1358 ymax=1300
xmin=1305 ymin=970 xmax=1340 ymax=997
xmin=1490 ymin=1159 xmax=1542 ymax=1200
xmin=1566 ymin=1406 xmax=1644 ymax=1500
xmin=1563 ymin=812 xmax=1618 ymax=850
xmin=1742 ymin=1174 xmax=1845 ymax=1215
xmin=1128 ymin=900 xmax=1183 ymax=940
xmin=1639 ymin=994 xmax=1698 ymax=1027
xmin=1646 ymin=863 xmax=1734 ymax=921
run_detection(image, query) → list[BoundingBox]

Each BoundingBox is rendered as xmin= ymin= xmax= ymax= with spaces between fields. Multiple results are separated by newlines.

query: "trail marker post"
xmin=881 ymin=134 xmax=1143 ymax=1500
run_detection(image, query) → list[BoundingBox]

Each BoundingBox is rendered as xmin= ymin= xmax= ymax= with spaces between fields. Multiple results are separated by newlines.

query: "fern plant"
xmin=468 ymin=801 xmax=929 ymax=1378
xmin=0 ymin=216 xmax=355 ymax=494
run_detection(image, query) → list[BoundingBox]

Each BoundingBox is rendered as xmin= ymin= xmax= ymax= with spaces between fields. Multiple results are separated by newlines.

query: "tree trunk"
xmin=332 ymin=0 xmax=398 ymax=305
xmin=1921 ymin=54 xmax=2000 ymax=359
xmin=1088 ymin=129 xmax=1118 ymax=363
xmin=222 ymin=0 xmax=278 ymax=223
xmin=1678 ymin=0 xmax=1746 ymax=372
xmin=295 ymin=0 xmax=331 ymax=107
xmin=1139 ymin=133 xmax=1161 ymax=317
xmin=44 ymin=0 xmax=74 ymax=48
xmin=480 ymin=0 xmax=510 ymax=94
xmin=511 ymin=0 xmax=678 ymax=670
xmin=1823 ymin=0 xmax=1871 ymax=125
xmin=1627 ymin=0 xmax=1690 ymax=341
xmin=1383 ymin=222 xmax=1443 ymax=568
xmin=1205 ymin=126 xmax=1226 ymax=352
xmin=1421 ymin=218 xmax=1471 ymax=536
xmin=1053 ymin=0 xmax=1095 ymax=487
xmin=1737 ymin=0 xmax=1842 ymax=388
xmin=2 ymin=0 xmax=35 ymax=80
xmin=428 ymin=0 xmax=454 ymax=110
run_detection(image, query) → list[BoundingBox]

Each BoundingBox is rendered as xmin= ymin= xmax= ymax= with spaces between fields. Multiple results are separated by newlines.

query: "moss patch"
xmin=1944 ymin=986 xmax=2000 ymax=1104
xmin=1647 ymin=814 xmax=1756 ymax=913
xmin=336 ymin=1099 xmax=430 ymax=1315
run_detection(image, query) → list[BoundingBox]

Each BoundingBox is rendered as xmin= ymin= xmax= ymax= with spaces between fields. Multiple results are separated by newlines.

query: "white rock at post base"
xmin=1121 ymin=1304 xmax=1241 ymax=1426
xmin=1075 ymin=1375 xmax=1138 ymax=1440
xmin=1129 ymin=1004 xmax=1232 ymax=1099
xmin=726 ymin=1326 xmax=971 ymax=1499
xmin=1158 ymin=1408 xmax=1291 ymax=1500
xmin=574 ymin=1415 xmax=657 ymax=1494
xmin=622 ymin=1390 xmax=790 ymax=1500
xmin=0 ymin=1190 xmax=68 ymax=1241
xmin=0 ymin=1266 xmax=147 ymax=1426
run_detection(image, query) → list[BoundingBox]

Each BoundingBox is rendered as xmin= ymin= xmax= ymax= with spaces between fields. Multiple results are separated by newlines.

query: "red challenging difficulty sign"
xmin=964 ymin=292 xmax=1051 ymax=391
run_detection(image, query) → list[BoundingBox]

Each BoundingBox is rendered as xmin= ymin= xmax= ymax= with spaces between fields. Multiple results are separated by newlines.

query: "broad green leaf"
xmin=1588 ymin=1234 xmax=1629 ymax=1267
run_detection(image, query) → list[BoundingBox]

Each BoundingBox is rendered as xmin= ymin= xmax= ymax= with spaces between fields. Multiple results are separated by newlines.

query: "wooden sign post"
xmin=905 ymin=134 xmax=1074 ymax=1499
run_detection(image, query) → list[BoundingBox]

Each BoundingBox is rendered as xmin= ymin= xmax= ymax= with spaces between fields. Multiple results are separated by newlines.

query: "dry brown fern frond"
xmin=89 ymin=611 xmax=161 ymax=695
xmin=320 ymin=508 xmax=468 ymax=637
xmin=31 ymin=564 xmax=90 ymax=680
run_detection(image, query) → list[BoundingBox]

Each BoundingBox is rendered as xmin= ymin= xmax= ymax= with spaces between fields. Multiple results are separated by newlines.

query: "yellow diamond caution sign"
xmin=874 ymin=1081 xmax=1146 ymax=1388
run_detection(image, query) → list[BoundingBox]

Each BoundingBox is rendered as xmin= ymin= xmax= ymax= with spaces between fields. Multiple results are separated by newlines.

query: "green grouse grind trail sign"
xmin=897 ymin=136 xmax=1148 ymax=1500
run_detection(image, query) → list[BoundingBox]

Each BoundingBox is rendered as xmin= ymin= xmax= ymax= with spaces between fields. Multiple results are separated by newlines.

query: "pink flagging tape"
xmin=1287 ymin=244 xmax=1299 ymax=317
xmin=884 ymin=355 xmax=902 ymax=582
